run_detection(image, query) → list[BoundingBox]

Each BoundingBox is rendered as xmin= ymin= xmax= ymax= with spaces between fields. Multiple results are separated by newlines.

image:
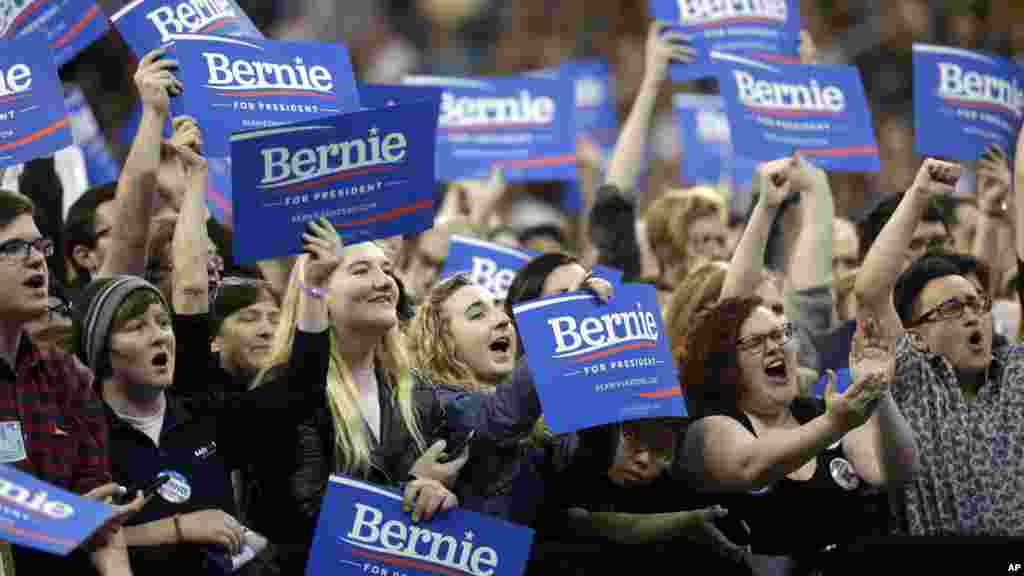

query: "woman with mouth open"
xmin=680 ymin=157 xmax=920 ymax=575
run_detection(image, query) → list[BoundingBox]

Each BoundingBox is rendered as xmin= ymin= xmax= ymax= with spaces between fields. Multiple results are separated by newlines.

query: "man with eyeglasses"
xmin=0 ymin=189 xmax=140 ymax=575
xmin=856 ymin=158 xmax=1024 ymax=541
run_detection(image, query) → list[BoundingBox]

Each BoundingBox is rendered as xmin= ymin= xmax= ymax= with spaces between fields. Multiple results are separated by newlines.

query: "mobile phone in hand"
xmin=116 ymin=474 xmax=171 ymax=505
xmin=438 ymin=430 xmax=475 ymax=464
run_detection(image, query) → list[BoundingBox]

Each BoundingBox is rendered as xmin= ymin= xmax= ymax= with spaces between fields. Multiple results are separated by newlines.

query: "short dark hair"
xmin=0 ymin=189 xmax=35 ymax=230
xmin=858 ymin=193 xmax=950 ymax=261
xmin=893 ymin=252 xmax=991 ymax=326
xmin=64 ymin=183 xmax=116 ymax=258
xmin=504 ymin=252 xmax=579 ymax=321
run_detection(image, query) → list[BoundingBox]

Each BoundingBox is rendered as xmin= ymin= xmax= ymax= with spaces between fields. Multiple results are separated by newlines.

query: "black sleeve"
xmin=171 ymin=313 xmax=222 ymax=409
xmin=546 ymin=425 xmax=618 ymax=509
xmin=218 ymin=329 xmax=330 ymax=469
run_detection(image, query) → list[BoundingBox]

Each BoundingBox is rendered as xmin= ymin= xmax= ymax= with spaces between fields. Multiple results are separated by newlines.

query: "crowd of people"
xmin=2 ymin=2 xmax=1024 ymax=576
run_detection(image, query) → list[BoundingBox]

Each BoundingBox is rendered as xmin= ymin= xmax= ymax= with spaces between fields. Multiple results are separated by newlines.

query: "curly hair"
xmin=681 ymin=296 xmax=763 ymax=421
xmin=644 ymin=187 xmax=727 ymax=284
xmin=665 ymin=259 xmax=729 ymax=364
xmin=406 ymin=273 xmax=491 ymax=392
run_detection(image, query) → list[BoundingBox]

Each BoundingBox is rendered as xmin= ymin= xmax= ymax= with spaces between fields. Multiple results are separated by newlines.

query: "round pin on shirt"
xmin=157 ymin=471 xmax=192 ymax=504
xmin=829 ymin=458 xmax=861 ymax=491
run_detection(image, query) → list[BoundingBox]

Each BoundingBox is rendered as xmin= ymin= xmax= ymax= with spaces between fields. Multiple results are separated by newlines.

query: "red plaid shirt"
xmin=0 ymin=333 xmax=110 ymax=494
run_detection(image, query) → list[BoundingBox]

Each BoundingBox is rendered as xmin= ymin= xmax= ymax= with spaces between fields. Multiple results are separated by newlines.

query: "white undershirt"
xmin=353 ymin=368 xmax=381 ymax=443
xmin=112 ymin=395 xmax=167 ymax=447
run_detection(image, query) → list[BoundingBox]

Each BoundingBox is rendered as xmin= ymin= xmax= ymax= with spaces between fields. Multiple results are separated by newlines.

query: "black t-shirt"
xmin=700 ymin=398 xmax=889 ymax=557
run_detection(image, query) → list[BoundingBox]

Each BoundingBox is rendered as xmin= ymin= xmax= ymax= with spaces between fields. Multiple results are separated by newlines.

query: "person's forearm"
xmin=973 ymin=211 xmax=1003 ymax=297
xmin=605 ymin=77 xmax=659 ymax=192
xmin=725 ymin=414 xmax=845 ymax=490
xmin=257 ymin=257 xmax=295 ymax=301
xmin=871 ymin=391 xmax=920 ymax=486
xmin=172 ymin=174 xmax=209 ymax=314
xmin=721 ymin=197 xmax=778 ymax=300
xmin=124 ymin=517 xmax=178 ymax=547
xmin=789 ymin=172 xmax=834 ymax=290
xmin=100 ymin=108 xmax=164 ymax=278
xmin=298 ymin=292 xmax=328 ymax=334
xmin=855 ymin=187 xmax=931 ymax=307
xmin=1016 ymin=131 xmax=1024 ymax=260
xmin=90 ymin=532 xmax=135 ymax=576
xmin=573 ymin=511 xmax=692 ymax=545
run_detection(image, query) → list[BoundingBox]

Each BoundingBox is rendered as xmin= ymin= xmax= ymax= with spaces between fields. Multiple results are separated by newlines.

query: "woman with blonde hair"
xmin=249 ymin=239 xmax=464 ymax=575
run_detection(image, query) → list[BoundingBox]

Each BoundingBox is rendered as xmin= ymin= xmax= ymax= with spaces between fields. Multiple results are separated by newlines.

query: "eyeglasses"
xmin=913 ymin=293 xmax=992 ymax=327
xmin=736 ymin=322 xmax=796 ymax=355
xmin=0 ymin=237 xmax=53 ymax=262
xmin=47 ymin=295 xmax=72 ymax=319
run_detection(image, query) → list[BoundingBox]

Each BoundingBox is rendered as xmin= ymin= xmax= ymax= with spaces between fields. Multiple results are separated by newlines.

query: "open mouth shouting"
xmin=764 ymin=355 xmax=788 ymax=385
xmin=151 ymin=350 xmax=171 ymax=373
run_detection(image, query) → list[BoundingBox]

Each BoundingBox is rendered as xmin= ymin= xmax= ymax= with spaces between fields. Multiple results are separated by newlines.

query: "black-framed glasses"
xmin=912 ymin=293 xmax=992 ymax=327
xmin=47 ymin=295 xmax=73 ymax=319
xmin=0 ymin=237 xmax=54 ymax=262
xmin=736 ymin=322 xmax=796 ymax=355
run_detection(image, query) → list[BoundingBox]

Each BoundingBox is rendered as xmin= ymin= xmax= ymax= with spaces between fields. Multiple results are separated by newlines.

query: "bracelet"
xmin=173 ymin=514 xmax=185 ymax=544
xmin=297 ymin=279 xmax=327 ymax=300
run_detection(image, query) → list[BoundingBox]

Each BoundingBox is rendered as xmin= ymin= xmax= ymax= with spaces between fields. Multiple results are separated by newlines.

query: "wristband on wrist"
xmin=298 ymin=279 xmax=327 ymax=300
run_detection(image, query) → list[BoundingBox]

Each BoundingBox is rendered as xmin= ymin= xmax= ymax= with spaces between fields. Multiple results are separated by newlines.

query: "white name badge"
xmin=0 ymin=421 xmax=27 ymax=463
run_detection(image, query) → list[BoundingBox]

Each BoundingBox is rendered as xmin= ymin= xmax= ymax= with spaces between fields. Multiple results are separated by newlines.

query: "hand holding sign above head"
xmin=134 ymin=48 xmax=182 ymax=118
xmin=302 ymin=218 xmax=344 ymax=290
xmin=910 ymin=158 xmax=961 ymax=200
xmin=646 ymin=20 xmax=697 ymax=84
xmin=170 ymin=115 xmax=203 ymax=154
xmin=977 ymin=144 xmax=1011 ymax=214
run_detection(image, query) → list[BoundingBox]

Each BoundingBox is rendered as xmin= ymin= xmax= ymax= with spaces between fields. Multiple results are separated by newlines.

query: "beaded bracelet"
xmin=297 ymin=279 xmax=327 ymax=300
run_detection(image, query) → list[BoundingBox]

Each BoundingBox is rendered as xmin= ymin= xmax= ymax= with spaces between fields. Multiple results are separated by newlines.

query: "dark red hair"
xmin=681 ymin=296 xmax=763 ymax=421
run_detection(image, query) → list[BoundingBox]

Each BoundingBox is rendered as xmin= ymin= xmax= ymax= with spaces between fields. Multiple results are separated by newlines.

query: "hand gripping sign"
xmin=0 ymin=464 xmax=115 ymax=556
xmin=913 ymin=44 xmax=1024 ymax=162
xmin=0 ymin=0 xmax=110 ymax=67
xmin=110 ymin=0 xmax=262 ymax=58
xmin=170 ymin=36 xmax=362 ymax=158
xmin=512 ymin=283 xmax=684 ymax=434
xmin=403 ymin=74 xmax=576 ymax=182
xmin=230 ymin=99 xmax=438 ymax=264
xmin=712 ymin=53 xmax=880 ymax=172
xmin=0 ymin=34 xmax=71 ymax=168
xmin=649 ymin=0 xmax=801 ymax=82
xmin=307 ymin=475 xmax=534 ymax=576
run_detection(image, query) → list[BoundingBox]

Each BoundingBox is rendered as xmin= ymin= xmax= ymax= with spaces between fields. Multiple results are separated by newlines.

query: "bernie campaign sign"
xmin=404 ymin=74 xmax=576 ymax=182
xmin=230 ymin=99 xmax=437 ymax=264
xmin=110 ymin=0 xmax=262 ymax=58
xmin=713 ymin=53 xmax=880 ymax=172
xmin=170 ymin=36 xmax=361 ymax=158
xmin=649 ymin=0 xmax=801 ymax=82
xmin=65 ymin=85 xmax=119 ymax=190
xmin=913 ymin=44 xmax=1024 ymax=162
xmin=207 ymin=155 xmax=232 ymax=224
xmin=440 ymin=235 xmax=533 ymax=301
xmin=0 ymin=463 xmax=115 ymax=556
xmin=0 ymin=0 xmax=110 ymax=67
xmin=441 ymin=236 xmax=626 ymax=301
xmin=512 ymin=283 xmax=683 ymax=434
xmin=0 ymin=35 xmax=71 ymax=168
xmin=307 ymin=475 xmax=534 ymax=576
xmin=358 ymin=83 xmax=444 ymax=113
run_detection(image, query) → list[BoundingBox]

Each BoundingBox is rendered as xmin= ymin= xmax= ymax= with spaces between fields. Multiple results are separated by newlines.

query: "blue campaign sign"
xmin=404 ymin=75 xmax=576 ymax=182
xmin=207 ymin=155 xmax=232 ymax=224
xmin=559 ymin=59 xmax=617 ymax=213
xmin=0 ymin=35 xmax=71 ymax=168
xmin=441 ymin=236 xmax=535 ymax=301
xmin=713 ymin=53 xmax=880 ymax=172
xmin=307 ymin=475 xmax=534 ymax=576
xmin=109 ymin=0 xmax=262 ymax=58
xmin=230 ymin=100 xmax=438 ymax=264
xmin=170 ymin=36 xmax=362 ymax=158
xmin=0 ymin=0 xmax=110 ymax=67
xmin=649 ymin=0 xmax=801 ymax=83
xmin=0 ymin=463 xmax=115 ymax=556
xmin=512 ymin=283 xmax=684 ymax=434
xmin=913 ymin=44 xmax=1024 ymax=162
xmin=592 ymin=264 xmax=624 ymax=287
xmin=65 ymin=85 xmax=119 ymax=187
xmin=358 ymin=83 xmax=444 ymax=112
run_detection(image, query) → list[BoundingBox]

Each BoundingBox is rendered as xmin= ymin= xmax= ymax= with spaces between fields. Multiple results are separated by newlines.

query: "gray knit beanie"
xmin=72 ymin=275 xmax=169 ymax=373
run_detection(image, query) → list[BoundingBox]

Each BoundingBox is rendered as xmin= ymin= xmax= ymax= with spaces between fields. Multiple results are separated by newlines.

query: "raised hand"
xmin=788 ymin=152 xmax=827 ymax=194
xmin=825 ymin=316 xmax=891 ymax=431
xmin=170 ymin=115 xmax=203 ymax=154
xmin=977 ymin=144 xmax=1011 ymax=214
xmin=911 ymin=158 xmax=961 ymax=199
xmin=134 ymin=48 xmax=182 ymax=116
xmin=799 ymin=29 xmax=818 ymax=65
xmin=302 ymin=218 xmax=344 ymax=289
xmin=756 ymin=157 xmax=795 ymax=208
xmin=645 ymin=20 xmax=697 ymax=83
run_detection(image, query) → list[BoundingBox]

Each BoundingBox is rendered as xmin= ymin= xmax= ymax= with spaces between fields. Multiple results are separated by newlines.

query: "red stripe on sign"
xmin=747 ymin=107 xmax=841 ymax=118
xmin=572 ymin=341 xmax=658 ymax=364
xmin=278 ymin=164 xmax=399 ymax=194
xmin=695 ymin=16 xmax=782 ymax=28
xmin=496 ymin=154 xmax=577 ymax=168
xmin=334 ymin=199 xmax=434 ymax=228
xmin=352 ymin=547 xmax=468 ymax=576
xmin=0 ymin=92 xmax=31 ymax=104
xmin=198 ymin=18 xmax=235 ymax=34
xmin=51 ymin=5 xmax=100 ymax=49
xmin=442 ymin=122 xmax=552 ymax=132
xmin=799 ymin=145 xmax=879 ymax=158
xmin=0 ymin=118 xmax=68 ymax=150
xmin=217 ymin=90 xmax=337 ymax=100
xmin=10 ymin=0 xmax=48 ymax=31
xmin=638 ymin=387 xmax=682 ymax=399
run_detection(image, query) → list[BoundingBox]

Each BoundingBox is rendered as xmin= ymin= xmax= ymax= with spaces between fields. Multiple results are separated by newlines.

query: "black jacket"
xmin=272 ymin=366 xmax=445 ymax=575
